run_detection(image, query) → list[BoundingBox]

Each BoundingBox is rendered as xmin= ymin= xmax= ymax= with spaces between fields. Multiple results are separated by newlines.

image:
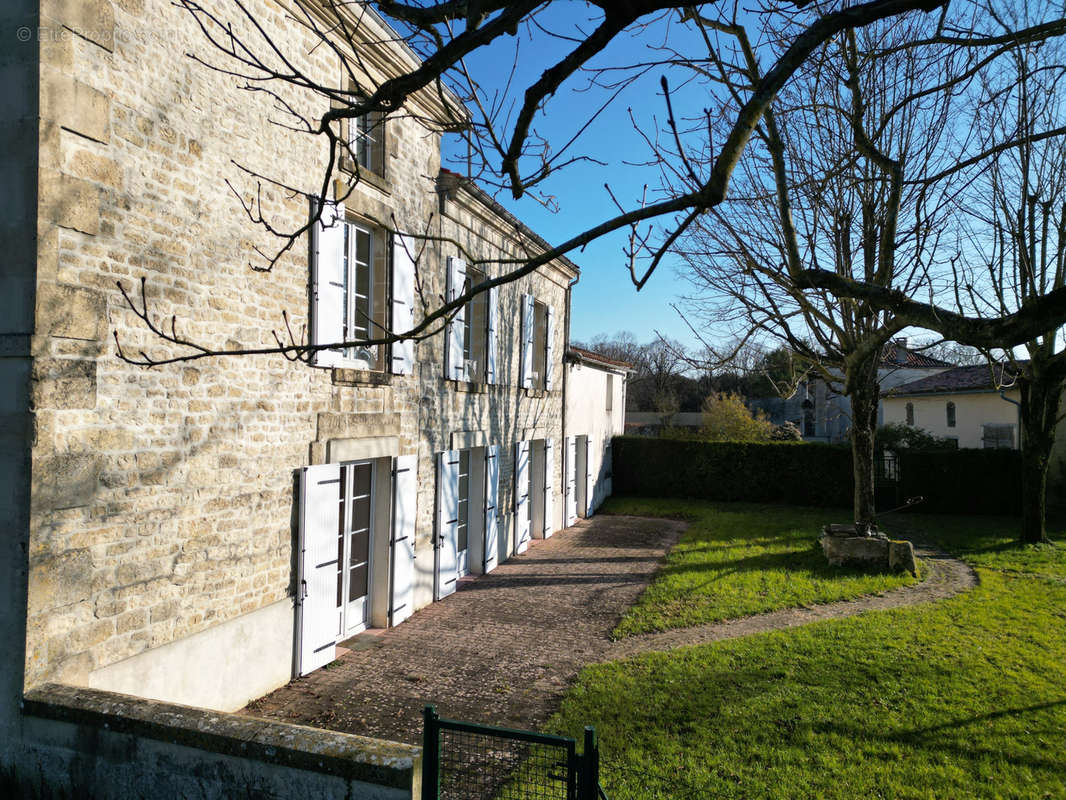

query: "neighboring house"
xmin=782 ymin=339 xmax=953 ymax=442
xmin=2 ymin=0 xmax=618 ymax=782
xmin=624 ymin=411 xmax=702 ymax=435
xmin=564 ymin=347 xmax=631 ymax=517
xmin=882 ymin=364 xmax=1022 ymax=449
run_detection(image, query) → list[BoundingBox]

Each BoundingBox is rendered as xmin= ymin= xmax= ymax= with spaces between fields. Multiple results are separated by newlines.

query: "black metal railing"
xmin=422 ymin=705 xmax=605 ymax=800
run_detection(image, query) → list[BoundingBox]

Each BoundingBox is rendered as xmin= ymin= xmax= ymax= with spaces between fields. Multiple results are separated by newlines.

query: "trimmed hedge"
xmin=897 ymin=448 xmax=1021 ymax=515
xmin=612 ymin=436 xmax=1022 ymax=515
xmin=612 ymin=437 xmax=853 ymax=509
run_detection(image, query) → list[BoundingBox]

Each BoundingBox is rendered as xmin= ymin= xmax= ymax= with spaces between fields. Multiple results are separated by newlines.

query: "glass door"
xmin=338 ymin=461 xmax=373 ymax=637
xmin=456 ymin=450 xmax=470 ymax=576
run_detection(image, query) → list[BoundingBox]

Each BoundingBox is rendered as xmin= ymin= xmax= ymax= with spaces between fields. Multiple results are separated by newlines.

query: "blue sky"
xmin=440 ymin=6 xmax=707 ymax=350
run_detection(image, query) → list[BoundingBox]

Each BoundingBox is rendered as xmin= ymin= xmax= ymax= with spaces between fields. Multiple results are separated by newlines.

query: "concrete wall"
xmin=25 ymin=0 xmax=573 ymax=714
xmin=882 ymin=391 xmax=1020 ymax=449
xmin=18 ymin=684 xmax=420 ymax=799
xmin=567 ymin=361 xmax=626 ymax=513
xmin=0 ymin=0 xmax=38 ymax=764
xmin=86 ymin=599 xmax=294 ymax=712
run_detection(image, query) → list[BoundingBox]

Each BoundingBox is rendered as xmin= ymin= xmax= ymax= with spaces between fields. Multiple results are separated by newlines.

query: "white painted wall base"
xmin=88 ymin=599 xmax=295 ymax=712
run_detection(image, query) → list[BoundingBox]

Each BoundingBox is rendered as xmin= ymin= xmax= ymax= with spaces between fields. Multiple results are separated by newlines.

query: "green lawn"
xmin=554 ymin=503 xmax=1066 ymax=800
xmin=606 ymin=497 xmax=920 ymax=638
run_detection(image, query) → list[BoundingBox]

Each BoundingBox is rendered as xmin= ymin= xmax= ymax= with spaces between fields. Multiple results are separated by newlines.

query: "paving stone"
xmin=243 ymin=515 xmax=683 ymax=744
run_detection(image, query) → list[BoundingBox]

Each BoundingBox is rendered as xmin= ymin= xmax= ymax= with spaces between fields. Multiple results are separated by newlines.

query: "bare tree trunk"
xmin=847 ymin=359 xmax=881 ymax=528
xmin=1019 ymin=370 xmax=1061 ymax=544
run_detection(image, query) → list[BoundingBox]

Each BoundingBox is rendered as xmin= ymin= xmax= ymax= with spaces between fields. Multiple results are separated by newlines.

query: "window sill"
xmin=340 ymin=161 xmax=391 ymax=195
xmin=524 ymin=387 xmax=547 ymax=399
xmin=333 ymin=367 xmax=390 ymax=387
xmin=453 ymin=380 xmax=489 ymax=394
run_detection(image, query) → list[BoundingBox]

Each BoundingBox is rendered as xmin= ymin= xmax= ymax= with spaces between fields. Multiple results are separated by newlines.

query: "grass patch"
xmin=552 ymin=506 xmax=1066 ymax=800
xmin=606 ymin=497 xmax=919 ymax=637
xmin=889 ymin=512 xmax=1065 ymax=581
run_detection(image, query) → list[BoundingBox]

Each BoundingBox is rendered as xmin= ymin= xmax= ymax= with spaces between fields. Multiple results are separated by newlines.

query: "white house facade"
xmin=882 ymin=365 xmax=1022 ymax=449
xmin=563 ymin=347 xmax=631 ymax=521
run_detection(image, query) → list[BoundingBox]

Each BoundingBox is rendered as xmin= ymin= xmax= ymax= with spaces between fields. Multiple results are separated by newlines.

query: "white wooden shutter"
xmin=544 ymin=305 xmax=556 ymax=391
xmin=564 ymin=435 xmax=577 ymax=527
xmin=485 ymin=286 xmax=499 ymax=385
xmin=310 ymin=197 xmax=346 ymax=368
xmin=297 ymin=463 xmax=342 ymax=676
xmin=436 ymin=450 xmax=460 ymax=599
xmin=585 ymin=437 xmax=595 ymax=517
xmin=389 ymin=454 xmax=417 ymax=626
xmin=484 ymin=445 xmax=499 ymax=573
xmin=543 ymin=438 xmax=555 ymax=538
xmin=390 ymin=235 xmax=416 ymax=376
xmin=445 ymin=257 xmax=467 ymax=381
xmin=520 ymin=294 xmax=534 ymax=389
xmin=513 ymin=440 xmax=530 ymax=554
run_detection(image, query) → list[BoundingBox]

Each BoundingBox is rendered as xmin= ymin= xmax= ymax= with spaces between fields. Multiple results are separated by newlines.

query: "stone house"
xmin=1 ymin=0 xmax=622 ymax=787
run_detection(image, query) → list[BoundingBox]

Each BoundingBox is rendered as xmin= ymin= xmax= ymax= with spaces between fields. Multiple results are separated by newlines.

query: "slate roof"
xmin=885 ymin=363 xmax=1019 ymax=396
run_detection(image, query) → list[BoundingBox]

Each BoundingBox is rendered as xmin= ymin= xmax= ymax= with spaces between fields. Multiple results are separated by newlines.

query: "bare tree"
xmin=801 ymin=1 xmax=1066 ymax=542
xmin=953 ymin=12 xmax=1066 ymax=543
xmin=575 ymin=331 xmax=646 ymax=369
xmin=115 ymin=0 xmax=983 ymax=367
xmin=113 ymin=2 xmax=1066 ymax=539
xmin=674 ymin=8 xmax=968 ymax=527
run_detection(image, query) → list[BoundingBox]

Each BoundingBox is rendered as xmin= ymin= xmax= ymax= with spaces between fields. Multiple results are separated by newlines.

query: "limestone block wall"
xmin=407 ymin=188 xmax=573 ymax=608
xmin=25 ymin=0 xmax=575 ymax=709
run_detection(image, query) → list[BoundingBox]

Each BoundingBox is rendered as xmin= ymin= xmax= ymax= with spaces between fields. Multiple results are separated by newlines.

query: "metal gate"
xmin=422 ymin=705 xmax=606 ymax=800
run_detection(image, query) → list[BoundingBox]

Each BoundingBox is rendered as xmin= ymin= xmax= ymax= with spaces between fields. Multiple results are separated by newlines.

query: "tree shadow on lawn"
xmin=808 ymin=699 xmax=1066 ymax=775
xmin=584 ymin=657 xmax=1066 ymax=795
xmin=657 ymin=541 xmax=909 ymax=583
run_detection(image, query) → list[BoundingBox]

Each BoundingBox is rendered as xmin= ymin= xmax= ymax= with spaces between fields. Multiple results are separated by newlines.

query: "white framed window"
xmin=446 ymin=258 xmax=498 ymax=383
xmin=456 ymin=449 xmax=470 ymax=572
xmin=982 ymin=424 xmax=1014 ymax=449
xmin=310 ymin=198 xmax=416 ymax=374
xmin=520 ymin=294 xmax=554 ymax=390
xmin=344 ymin=97 xmax=386 ymax=178
xmin=342 ymin=221 xmax=385 ymax=370
xmin=606 ymin=374 xmax=614 ymax=413
xmin=462 ymin=267 xmax=490 ymax=383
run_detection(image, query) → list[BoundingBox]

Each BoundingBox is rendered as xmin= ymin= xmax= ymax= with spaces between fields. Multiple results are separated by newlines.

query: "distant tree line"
xmin=574 ymin=333 xmax=807 ymax=414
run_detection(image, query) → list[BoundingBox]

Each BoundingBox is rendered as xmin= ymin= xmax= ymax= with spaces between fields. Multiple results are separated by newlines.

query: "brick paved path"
xmin=243 ymin=515 xmax=684 ymax=745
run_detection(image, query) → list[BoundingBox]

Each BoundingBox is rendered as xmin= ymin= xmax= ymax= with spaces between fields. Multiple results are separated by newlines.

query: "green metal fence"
xmin=422 ymin=705 xmax=605 ymax=800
